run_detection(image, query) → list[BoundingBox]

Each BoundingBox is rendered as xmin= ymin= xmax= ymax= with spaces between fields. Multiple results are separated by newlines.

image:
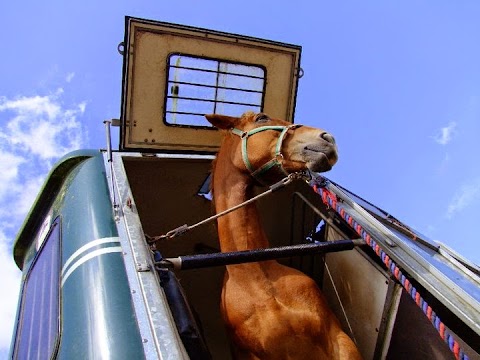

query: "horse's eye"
xmin=255 ymin=114 xmax=270 ymax=123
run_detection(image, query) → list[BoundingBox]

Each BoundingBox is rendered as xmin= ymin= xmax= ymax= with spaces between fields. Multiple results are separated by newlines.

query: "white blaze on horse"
xmin=205 ymin=112 xmax=362 ymax=360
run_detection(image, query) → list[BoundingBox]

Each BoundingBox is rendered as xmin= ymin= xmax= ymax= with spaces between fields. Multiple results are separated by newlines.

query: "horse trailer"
xmin=9 ymin=17 xmax=480 ymax=359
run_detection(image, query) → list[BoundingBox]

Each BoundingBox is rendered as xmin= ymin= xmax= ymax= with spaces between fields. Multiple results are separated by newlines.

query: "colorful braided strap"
xmin=312 ymin=182 xmax=469 ymax=360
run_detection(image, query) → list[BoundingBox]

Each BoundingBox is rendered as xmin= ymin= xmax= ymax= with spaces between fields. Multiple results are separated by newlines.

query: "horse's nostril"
xmin=321 ymin=132 xmax=335 ymax=144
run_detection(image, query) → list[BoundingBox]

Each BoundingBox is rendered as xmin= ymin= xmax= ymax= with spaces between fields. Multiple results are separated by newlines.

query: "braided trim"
xmin=313 ymin=184 xmax=469 ymax=360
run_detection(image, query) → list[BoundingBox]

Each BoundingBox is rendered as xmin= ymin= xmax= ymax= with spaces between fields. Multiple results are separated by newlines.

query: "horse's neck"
xmin=213 ymin=170 xmax=270 ymax=253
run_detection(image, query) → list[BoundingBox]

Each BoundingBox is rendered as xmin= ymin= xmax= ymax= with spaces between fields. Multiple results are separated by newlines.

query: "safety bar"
xmin=155 ymin=239 xmax=365 ymax=270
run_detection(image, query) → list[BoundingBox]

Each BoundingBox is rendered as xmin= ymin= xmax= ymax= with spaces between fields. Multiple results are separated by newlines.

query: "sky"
xmin=1 ymin=0 xmax=480 ymax=357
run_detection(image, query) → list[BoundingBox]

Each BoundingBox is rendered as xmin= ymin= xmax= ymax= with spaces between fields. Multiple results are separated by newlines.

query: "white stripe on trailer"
xmin=61 ymin=247 xmax=123 ymax=287
xmin=61 ymin=237 xmax=122 ymax=287
xmin=62 ymin=237 xmax=121 ymax=276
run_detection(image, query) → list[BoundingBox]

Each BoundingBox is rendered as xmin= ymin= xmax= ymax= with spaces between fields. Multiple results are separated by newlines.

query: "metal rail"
xmin=320 ymin=179 xmax=480 ymax=338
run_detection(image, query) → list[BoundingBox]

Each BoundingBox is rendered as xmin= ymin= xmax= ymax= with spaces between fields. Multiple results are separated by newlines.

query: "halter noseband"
xmin=231 ymin=124 xmax=302 ymax=184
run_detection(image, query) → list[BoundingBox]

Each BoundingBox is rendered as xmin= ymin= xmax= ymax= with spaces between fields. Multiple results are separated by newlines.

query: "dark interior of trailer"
xmin=122 ymin=155 xmax=477 ymax=360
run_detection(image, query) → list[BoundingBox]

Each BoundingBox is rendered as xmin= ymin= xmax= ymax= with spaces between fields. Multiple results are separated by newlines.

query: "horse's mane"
xmin=209 ymin=129 xmax=233 ymax=210
xmin=209 ymin=112 xmax=253 ymax=208
xmin=210 ymin=156 xmax=217 ymax=199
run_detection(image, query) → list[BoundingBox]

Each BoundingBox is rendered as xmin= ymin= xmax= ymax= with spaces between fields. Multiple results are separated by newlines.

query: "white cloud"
xmin=0 ymin=88 xmax=87 ymax=353
xmin=0 ymin=153 xmax=25 ymax=200
xmin=433 ymin=121 xmax=457 ymax=145
xmin=78 ymin=101 xmax=87 ymax=113
xmin=14 ymin=177 xmax=46 ymax=218
xmin=0 ymin=233 xmax=21 ymax=350
xmin=65 ymin=72 xmax=75 ymax=83
xmin=0 ymin=90 xmax=83 ymax=159
xmin=446 ymin=177 xmax=480 ymax=219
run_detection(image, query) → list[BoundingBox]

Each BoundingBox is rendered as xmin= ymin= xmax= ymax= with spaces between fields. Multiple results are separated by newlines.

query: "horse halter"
xmin=231 ymin=124 xmax=302 ymax=184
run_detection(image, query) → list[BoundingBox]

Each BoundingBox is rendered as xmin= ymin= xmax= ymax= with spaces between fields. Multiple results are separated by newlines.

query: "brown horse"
xmin=205 ymin=112 xmax=362 ymax=360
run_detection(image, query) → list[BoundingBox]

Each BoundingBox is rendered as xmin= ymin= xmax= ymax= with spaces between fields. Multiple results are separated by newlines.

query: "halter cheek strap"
xmin=231 ymin=124 xmax=302 ymax=184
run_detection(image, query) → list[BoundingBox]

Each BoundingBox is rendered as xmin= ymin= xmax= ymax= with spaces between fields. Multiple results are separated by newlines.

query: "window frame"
xmin=163 ymin=52 xmax=267 ymax=130
xmin=13 ymin=217 xmax=62 ymax=360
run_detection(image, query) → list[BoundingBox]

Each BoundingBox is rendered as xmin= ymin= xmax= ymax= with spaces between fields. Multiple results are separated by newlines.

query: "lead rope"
xmin=146 ymin=172 xmax=310 ymax=243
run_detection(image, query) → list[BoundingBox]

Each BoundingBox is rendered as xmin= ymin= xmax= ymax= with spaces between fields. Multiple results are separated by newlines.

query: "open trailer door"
xmin=119 ymin=17 xmax=302 ymax=153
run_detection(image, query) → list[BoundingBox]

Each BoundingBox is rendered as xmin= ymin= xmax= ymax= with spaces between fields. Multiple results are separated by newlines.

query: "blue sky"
xmin=1 ymin=0 xmax=480 ymax=356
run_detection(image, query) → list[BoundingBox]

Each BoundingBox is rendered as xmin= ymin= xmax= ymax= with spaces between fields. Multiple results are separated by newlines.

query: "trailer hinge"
xmin=113 ymin=204 xmax=120 ymax=222
xmin=136 ymin=263 xmax=151 ymax=272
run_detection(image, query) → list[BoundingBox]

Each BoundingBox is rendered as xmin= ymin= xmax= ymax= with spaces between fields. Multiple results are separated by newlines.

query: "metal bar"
xmin=165 ymin=109 xmax=260 ymax=117
xmin=327 ymin=178 xmax=435 ymax=249
xmin=102 ymin=121 xmax=118 ymax=217
xmin=373 ymin=282 xmax=403 ymax=360
xmin=103 ymin=120 xmax=113 ymax=163
xmin=166 ymin=95 xmax=260 ymax=108
xmin=156 ymin=239 xmax=365 ymax=270
xmin=169 ymin=64 xmax=264 ymax=79
xmin=213 ymin=61 xmax=220 ymax=114
xmin=107 ymin=152 xmax=189 ymax=359
xmin=165 ymin=110 xmax=211 ymax=117
xmin=168 ymin=80 xmax=263 ymax=94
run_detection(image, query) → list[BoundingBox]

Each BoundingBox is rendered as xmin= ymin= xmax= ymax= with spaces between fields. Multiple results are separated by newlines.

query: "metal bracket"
xmin=136 ymin=263 xmax=151 ymax=272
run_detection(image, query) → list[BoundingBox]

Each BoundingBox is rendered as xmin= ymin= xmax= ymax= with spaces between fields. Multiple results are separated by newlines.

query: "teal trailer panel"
xmin=11 ymin=151 xmax=145 ymax=359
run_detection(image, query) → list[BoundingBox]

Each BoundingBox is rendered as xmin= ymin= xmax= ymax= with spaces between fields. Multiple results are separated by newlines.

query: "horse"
xmin=205 ymin=112 xmax=362 ymax=359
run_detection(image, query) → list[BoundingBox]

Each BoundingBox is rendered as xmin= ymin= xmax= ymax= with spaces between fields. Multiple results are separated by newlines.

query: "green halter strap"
xmin=231 ymin=124 xmax=302 ymax=184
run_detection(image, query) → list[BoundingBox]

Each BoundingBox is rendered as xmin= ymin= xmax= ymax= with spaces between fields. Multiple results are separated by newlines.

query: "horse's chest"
xmin=221 ymin=277 xmax=276 ymax=319
xmin=222 ymin=287 xmax=326 ymax=357
xmin=221 ymin=275 xmax=323 ymax=333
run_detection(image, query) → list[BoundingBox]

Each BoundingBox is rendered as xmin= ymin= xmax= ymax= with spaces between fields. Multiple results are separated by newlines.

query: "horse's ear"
xmin=205 ymin=114 xmax=240 ymax=130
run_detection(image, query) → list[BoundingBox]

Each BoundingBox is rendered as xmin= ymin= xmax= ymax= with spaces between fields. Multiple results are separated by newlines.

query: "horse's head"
xmin=206 ymin=111 xmax=338 ymax=184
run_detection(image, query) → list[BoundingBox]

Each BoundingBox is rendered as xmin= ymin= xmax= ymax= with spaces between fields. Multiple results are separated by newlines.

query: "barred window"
xmin=165 ymin=54 xmax=265 ymax=127
xmin=14 ymin=219 xmax=61 ymax=360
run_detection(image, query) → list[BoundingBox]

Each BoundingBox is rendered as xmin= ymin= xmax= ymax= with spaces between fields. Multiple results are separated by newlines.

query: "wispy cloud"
xmin=0 ymin=91 xmax=85 ymax=160
xmin=433 ymin=121 xmax=457 ymax=145
xmin=0 ymin=88 xmax=87 ymax=350
xmin=446 ymin=177 xmax=480 ymax=219
xmin=436 ymin=152 xmax=451 ymax=175
xmin=66 ymin=72 xmax=75 ymax=83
